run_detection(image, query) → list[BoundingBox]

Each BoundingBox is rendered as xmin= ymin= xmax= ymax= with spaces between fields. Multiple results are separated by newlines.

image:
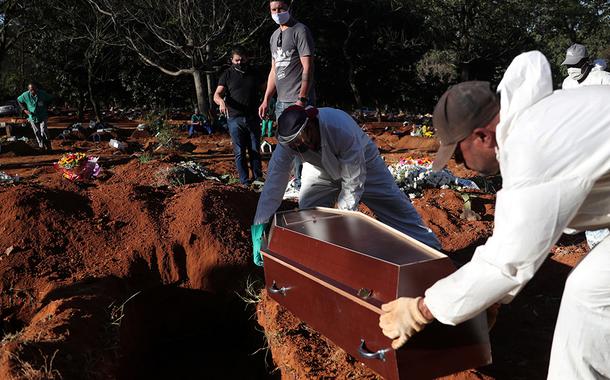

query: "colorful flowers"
xmin=410 ymin=124 xmax=434 ymax=138
xmin=57 ymin=153 xmax=87 ymax=169
xmin=55 ymin=152 xmax=100 ymax=181
xmin=398 ymin=157 xmax=432 ymax=167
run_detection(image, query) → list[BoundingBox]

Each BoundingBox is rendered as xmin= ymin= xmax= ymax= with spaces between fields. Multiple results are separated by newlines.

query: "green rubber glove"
xmin=251 ymin=223 xmax=266 ymax=266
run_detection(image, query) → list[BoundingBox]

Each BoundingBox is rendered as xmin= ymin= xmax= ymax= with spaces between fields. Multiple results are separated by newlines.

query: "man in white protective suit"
xmin=561 ymin=43 xmax=610 ymax=89
xmin=560 ymin=43 xmax=610 ymax=249
xmin=250 ymin=105 xmax=441 ymax=265
xmin=378 ymin=51 xmax=610 ymax=379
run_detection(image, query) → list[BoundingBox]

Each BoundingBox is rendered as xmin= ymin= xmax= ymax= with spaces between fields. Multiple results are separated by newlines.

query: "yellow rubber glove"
xmin=379 ymin=297 xmax=432 ymax=349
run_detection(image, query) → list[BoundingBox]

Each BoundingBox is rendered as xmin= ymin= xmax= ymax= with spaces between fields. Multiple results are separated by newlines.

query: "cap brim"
xmin=277 ymin=117 xmax=309 ymax=145
xmin=431 ymin=143 xmax=457 ymax=172
xmin=561 ymin=56 xmax=582 ymax=65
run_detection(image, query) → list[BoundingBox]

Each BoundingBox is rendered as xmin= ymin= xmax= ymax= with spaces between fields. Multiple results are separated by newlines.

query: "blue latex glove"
xmin=251 ymin=223 xmax=266 ymax=266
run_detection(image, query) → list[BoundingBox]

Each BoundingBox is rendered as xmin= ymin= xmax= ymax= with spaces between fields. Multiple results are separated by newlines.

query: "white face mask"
xmin=567 ymin=67 xmax=584 ymax=81
xmin=272 ymin=11 xmax=290 ymax=25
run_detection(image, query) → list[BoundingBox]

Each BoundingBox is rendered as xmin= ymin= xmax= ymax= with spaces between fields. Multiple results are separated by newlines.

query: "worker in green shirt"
xmin=189 ymin=108 xmax=212 ymax=137
xmin=17 ymin=82 xmax=53 ymax=151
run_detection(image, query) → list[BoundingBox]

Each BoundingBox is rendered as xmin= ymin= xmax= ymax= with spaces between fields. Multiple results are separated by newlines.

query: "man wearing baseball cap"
xmin=250 ymin=105 xmax=441 ymax=265
xmin=560 ymin=43 xmax=610 ymax=250
xmin=379 ymin=51 xmax=610 ymax=378
xmin=561 ymin=43 xmax=610 ymax=89
xmin=430 ymin=81 xmax=500 ymax=174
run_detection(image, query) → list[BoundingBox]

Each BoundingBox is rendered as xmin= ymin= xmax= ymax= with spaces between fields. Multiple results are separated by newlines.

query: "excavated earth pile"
xmin=0 ymin=157 xmax=273 ymax=379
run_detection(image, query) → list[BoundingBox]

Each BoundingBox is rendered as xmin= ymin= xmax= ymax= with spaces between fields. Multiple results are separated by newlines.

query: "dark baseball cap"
xmin=277 ymin=105 xmax=318 ymax=145
xmin=431 ymin=81 xmax=499 ymax=171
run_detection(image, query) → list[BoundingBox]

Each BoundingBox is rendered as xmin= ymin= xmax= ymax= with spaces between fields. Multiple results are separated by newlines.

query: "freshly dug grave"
xmin=0 ymin=157 xmax=273 ymax=379
xmin=363 ymin=122 xmax=439 ymax=153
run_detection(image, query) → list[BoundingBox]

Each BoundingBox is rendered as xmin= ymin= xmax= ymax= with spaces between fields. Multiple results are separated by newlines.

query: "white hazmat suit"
xmin=562 ymin=65 xmax=610 ymax=89
xmin=424 ymin=51 xmax=610 ymax=378
xmin=561 ymin=60 xmax=610 ymax=249
xmin=253 ymin=107 xmax=441 ymax=249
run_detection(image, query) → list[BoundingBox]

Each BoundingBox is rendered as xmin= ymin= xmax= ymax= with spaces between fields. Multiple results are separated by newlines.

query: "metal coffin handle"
xmin=358 ymin=339 xmax=391 ymax=361
xmin=269 ymin=281 xmax=290 ymax=296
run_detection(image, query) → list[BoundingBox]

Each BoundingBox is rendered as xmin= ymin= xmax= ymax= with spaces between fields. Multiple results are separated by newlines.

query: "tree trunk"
xmin=342 ymin=21 xmax=362 ymax=108
xmin=206 ymin=71 xmax=215 ymax=112
xmin=204 ymin=43 xmax=215 ymax=112
xmin=192 ymin=69 xmax=208 ymax=114
xmin=76 ymin=90 xmax=85 ymax=121
xmin=0 ymin=42 xmax=5 ymax=66
xmin=460 ymin=63 xmax=471 ymax=82
xmin=87 ymin=63 xmax=101 ymax=122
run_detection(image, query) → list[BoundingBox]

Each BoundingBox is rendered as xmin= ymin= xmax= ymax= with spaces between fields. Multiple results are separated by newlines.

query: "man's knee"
xmin=299 ymin=184 xmax=336 ymax=209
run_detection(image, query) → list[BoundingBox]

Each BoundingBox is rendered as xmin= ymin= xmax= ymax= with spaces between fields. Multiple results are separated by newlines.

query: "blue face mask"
xmin=271 ymin=11 xmax=290 ymax=25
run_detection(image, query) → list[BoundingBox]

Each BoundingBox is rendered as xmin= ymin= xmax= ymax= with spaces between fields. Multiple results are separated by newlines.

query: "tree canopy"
xmin=1 ymin=0 xmax=608 ymax=118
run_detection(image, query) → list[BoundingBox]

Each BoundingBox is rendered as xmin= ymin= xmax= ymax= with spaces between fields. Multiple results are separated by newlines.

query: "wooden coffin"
xmin=261 ymin=208 xmax=491 ymax=380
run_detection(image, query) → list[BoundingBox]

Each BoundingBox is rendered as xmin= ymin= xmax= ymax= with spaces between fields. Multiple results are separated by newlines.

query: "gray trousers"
xmin=298 ymin=158 xmax=442 ymax=250
xmin=29 ymin=119 xmax=50 ymax=148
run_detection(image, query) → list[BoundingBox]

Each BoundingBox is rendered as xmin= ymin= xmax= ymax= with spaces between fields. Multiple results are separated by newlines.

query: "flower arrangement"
xmin=388 ymin=156 xmax=478 ymax=198
xmin=55 ymin=152 xmax=100 ymax=181
xmin=410 ymin=124 xmax=434 ymax=137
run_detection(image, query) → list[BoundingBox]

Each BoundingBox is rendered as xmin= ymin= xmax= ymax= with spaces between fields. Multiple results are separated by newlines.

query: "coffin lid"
xmin=270 ymin=207 xmax=445 ymax=266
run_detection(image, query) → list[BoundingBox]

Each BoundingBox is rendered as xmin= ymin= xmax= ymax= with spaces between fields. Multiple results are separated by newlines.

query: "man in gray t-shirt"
xmin=269 ymin=21 xmax=314 ymax=104
xmin=259 ymin=0 xmax=315 ymax=189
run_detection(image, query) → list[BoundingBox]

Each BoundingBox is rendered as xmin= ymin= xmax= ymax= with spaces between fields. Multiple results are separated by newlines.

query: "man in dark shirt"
xmin=214 ymin=46 xmax=263 ymax=185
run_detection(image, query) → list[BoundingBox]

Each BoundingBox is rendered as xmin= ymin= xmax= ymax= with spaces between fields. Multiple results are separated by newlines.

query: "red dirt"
xmin=0 ymin=147 xmax=273 ymax=378
xmin=0 ymin=121 xmax=587 ymax=379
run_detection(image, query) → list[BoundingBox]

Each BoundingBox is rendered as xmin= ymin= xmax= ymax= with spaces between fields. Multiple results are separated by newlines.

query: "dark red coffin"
xmin=261 ymin=208 xmax=491 ymax=380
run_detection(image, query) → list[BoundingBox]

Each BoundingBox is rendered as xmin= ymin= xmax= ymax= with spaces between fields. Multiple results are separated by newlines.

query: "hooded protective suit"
xmin=253 ymin=107 xmax=441 ymax=249
xmin=561 ymin=60 xmax=610 ymax=249
xmin=425 ymin=51 xmax=610 ymax=378
xmin=562 ymin=66 xmax=610 ymax=89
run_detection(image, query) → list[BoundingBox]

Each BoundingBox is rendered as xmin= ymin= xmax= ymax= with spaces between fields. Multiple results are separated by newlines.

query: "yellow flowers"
xmin=410 ymin=124 xmax=435 ymax=138
xmin=55 ymin=152 xmax=100 ymax=181
xmin=421 ymin=125 xmax=434 ymax=138
xmin=57 ymin=153 xmax=88 ymax=170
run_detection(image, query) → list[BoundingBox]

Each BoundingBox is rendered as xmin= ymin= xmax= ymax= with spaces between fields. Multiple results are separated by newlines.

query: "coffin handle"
xmin=358 ymin=339 xmax=390 ymax=361
xmin=269 ymin=281 xmax=290 ymax=296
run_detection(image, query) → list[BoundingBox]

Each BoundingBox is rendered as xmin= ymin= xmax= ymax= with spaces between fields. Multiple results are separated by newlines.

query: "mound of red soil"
xmin=362 ymin=122 xmax=439 ymax=153
xmin=372 ymin=134 xmax=439 ymax=153
xmin=257 ymin=289 xmax=380 ymax=379
xmin=0 ymin=158 xmax=270 ymax=379
xmin=412 ymin=189 xmax=495 ymax=253
xmin=0 ymin=141 xmax=40 ymax=156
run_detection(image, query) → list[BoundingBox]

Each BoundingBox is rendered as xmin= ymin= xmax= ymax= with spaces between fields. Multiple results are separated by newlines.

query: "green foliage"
xmin=0 ymin=0 xmax=608 ymax=112
xmin=138 ymin=151 xmax=153 ymax=164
